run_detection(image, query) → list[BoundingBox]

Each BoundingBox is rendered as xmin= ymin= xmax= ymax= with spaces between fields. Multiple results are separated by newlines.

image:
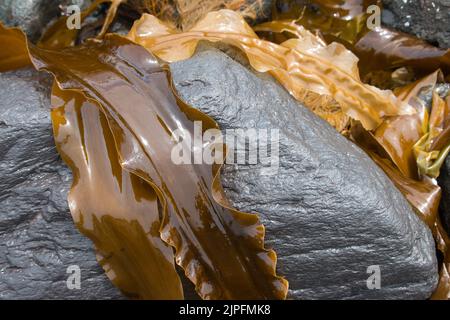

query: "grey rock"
xmin=0 ymin=68 xmax=123 ymax=299
xmin=382 ymin=0 xmax=450 ymax=48
xmin=0 ymin=48 xmax=441 ymax=300
xmin=170 ymin=47 xmax=439 ymax=300
xmin=439 ymin=157 xmax=450 ymax=233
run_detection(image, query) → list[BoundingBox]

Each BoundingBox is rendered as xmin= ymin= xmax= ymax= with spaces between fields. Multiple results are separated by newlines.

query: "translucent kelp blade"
xmin=352 ymin=71 xmax=449 ymax=180
xmin=0 ymin=24 xmax=30 ymax=71
xmin=415 ymin=93 xmax=450 ymax=179
xmin=176 ymin=0 xmax=268 ymax=29
xmin=271 ymin=0 xmax=380 ymax=45
xmin=372 ymin=114 xmax=423 ymax=179
xmin=269 ymin=0 xmax=450 ymax=78
xmin=254 ymin=19 xmax=318 ymax=44
xmin=51 ymin=83 xmax=183 ymax=299
xmin=355 ymin=29 xmax=450 ymax=78
xmin=127 ymin=10 xmax=414 ymax=131
xmin=388 ymin=71 xmax=450 ymax=179
xmin=29 ymin=35 xmax=287 ymax=300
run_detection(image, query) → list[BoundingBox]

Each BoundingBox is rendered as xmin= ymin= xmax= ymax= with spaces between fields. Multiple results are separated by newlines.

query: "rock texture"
xmin=0 ymin=68 xmax=123 ymax=299
xmin=0 ymin=51 xmax=441 ymax=300
xmin=382 ymin=0 xmax=450 ymax=48
xmin=439 ymin=157 xmax=450 ymax=234
xmin=170 ymin=47 xmax=439 ymax=300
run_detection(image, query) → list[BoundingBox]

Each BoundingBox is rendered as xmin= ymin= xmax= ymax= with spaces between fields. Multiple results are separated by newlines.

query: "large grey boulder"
xmin=169 ymin=47 xmax=439 ymax=299
xmin=0 ymin=68 xmax=123 ymax=299
xmin=0 ymin=52 xmax=440 ymax=300
xmin=439 ymin=157 xmax=450 ymax=233
xmin=382 ymin=0 xmax=450 ymax=48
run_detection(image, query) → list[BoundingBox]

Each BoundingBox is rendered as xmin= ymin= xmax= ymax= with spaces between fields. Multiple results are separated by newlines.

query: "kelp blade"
xmin=0 ymin=21 xmax=185 ymax=299
xmin=2 ymin=10 xmax=449 ymax=299
xmin=0 ymin=23 xmax=30 ymax=71
xmin=254 ymin=19 xmax=450 ymax=180
xmin=271 ymin=0 xmax=380 ymax=45
xmin=270 ymin=0 xmax=450 ymax=78
xmin=355 ymin=29 xmax=450 ymax=77
xmin=127 ymin=9 xmax=414 ymax=131
xmin=51 ymin=83 xmax=183 ymax=299
xmin=28 ymin=34 xmax=287 ymax=300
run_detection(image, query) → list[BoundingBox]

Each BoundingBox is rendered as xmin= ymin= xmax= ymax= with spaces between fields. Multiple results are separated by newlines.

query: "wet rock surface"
xmin=382 ymin=0 xmax=450 ymax=48
xmin=170 ymin=47 xmax=439 ymax=300
xmin=439 ymin=157 xmax=450 ymax=233
xmin=0 ymin=68 xmax=123 ymax=299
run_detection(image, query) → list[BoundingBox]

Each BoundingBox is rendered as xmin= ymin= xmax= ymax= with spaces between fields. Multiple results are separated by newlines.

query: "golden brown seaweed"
xmin=2 ymin=2 xmax=450 ymax=298
xmin=0 ymin=24 xmax=30 ymax=71
xmin=26 ymin=32 xmax=288 ymax=299
xmin=253 ymin=14 xmax=450 ymax=182
xmin=271 ymin=0 xmax=380 ymax=45
xmin=355 ymin=29 xmax=450 ymax=78
xmin=127 ymin=10 xmax=414 ymax=131
xmin=268 ymin=0 xmax=450 ymax=78
xmin=51 ymin=84 xmax=183 ymax=299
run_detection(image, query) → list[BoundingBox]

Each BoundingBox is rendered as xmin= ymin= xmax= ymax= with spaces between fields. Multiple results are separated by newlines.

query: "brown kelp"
xmin=266 ymin=0 xmax=450 ymax=78
xmin=253 ymin=1 xmax=450 ymax=192
xmin=38 ymin=0 xmax=270 ymax=50
xmin=270 ymin=0 xmax=380 ymax=45
xmin=1 ymin=0 xmax=450 ymax=299
xmin=51 ymin=84 xmax=183 ymax=299
xmin=127 ymin=10 xmax=448 ymax=180
xmin=0 ymin=22 xmax=287 ymax=299
xmin=125 ymin=9 xmax=450 ymax=299
xmin=0 ymin=25 xmax=31 ymax=71
xmin=127 ymin=10 xmax=413 ymax=132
